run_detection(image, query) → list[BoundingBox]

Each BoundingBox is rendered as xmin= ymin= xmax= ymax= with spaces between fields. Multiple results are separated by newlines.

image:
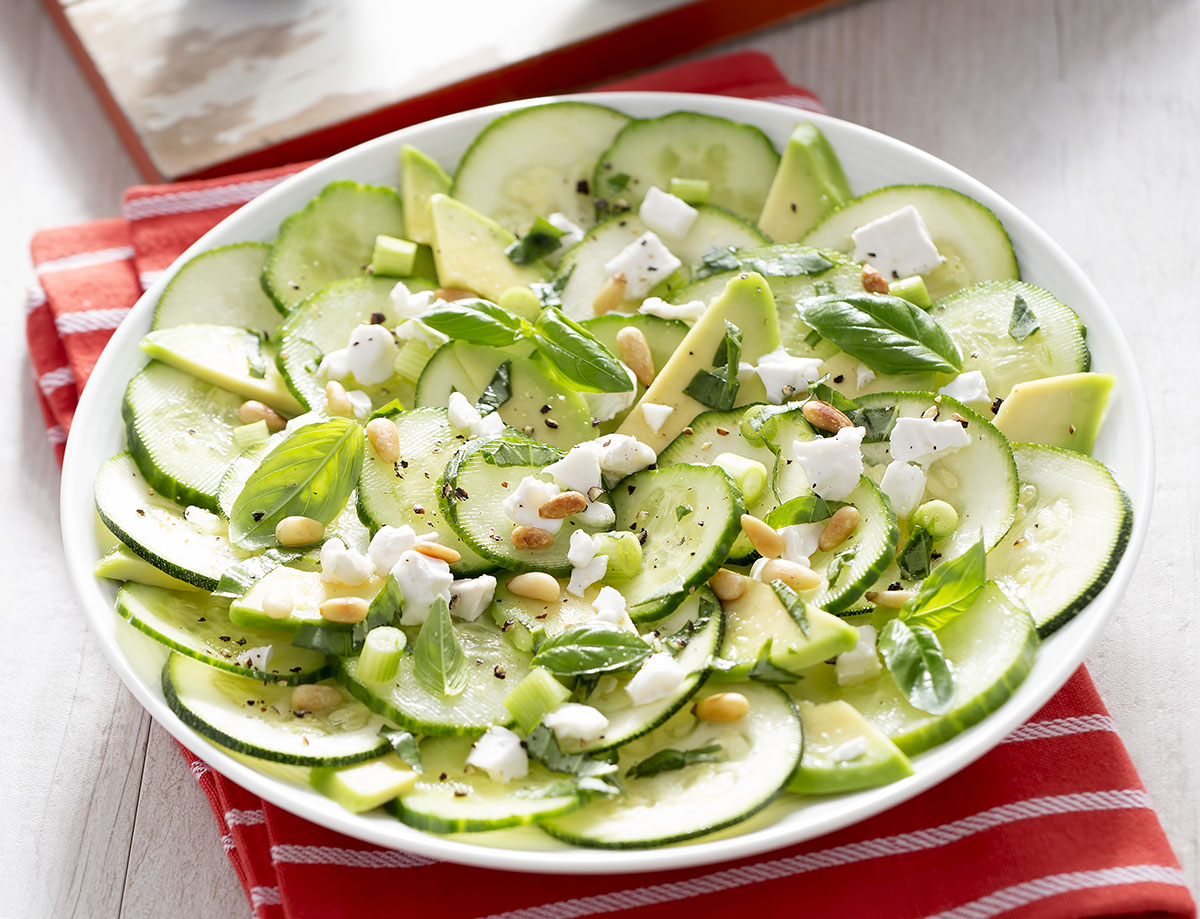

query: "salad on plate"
xmin=92 ymin=102 xmax=1130 ymax=848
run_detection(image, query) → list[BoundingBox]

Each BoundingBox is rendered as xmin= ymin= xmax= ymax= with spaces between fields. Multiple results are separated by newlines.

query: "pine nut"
xmin=507 ymin=572 xmax=560 ymax=602
xmin=802 ymin=400 xmax=853 ymax=433
xmin=592 ymin=274 xmax=627 ymax=315
xmin=275 ymin=515 xmax=325 ymax=546
xmin=412 ymin=541 xmax=461 ymax=564
xmin=760 ymin=558 xmax=821 ymax=592
xmin=865 ymin=589 xmax=915 ymax=609
xmin=434 ymin=287 xmax=477 ymax=301
xmin=538 ymin=491 xmax=587 ymax=519
xmin=693 ymin=692 xmax=750 ymax=723
xmin=741 ymin=514 xmax=784 ymax=559
xmin=365 ymin=417 xmax=400 ymax=463
xmin=921 ymin=404 xmax=940 ymax=420
xmin=708 ymin=568 xmax=747 ymax=602
xmin=861 ymin=263 xmax=890 ymax=294
xmin=325 ymin=380 xmax=353 ymax=417
xmin=818 ymin=506 xmax=861 ymax=552
xmin=616 ymin=326 xmax=655 ymax=386
xmin=319 ymin=595 xmax=370 ymax=624
xmin=291 ymin=683 xmax=342 ymax=713
xmin=512 ymin=525 xmax=555 ymax=550
xmin=238 ymin=400 xmax=286 ymax=432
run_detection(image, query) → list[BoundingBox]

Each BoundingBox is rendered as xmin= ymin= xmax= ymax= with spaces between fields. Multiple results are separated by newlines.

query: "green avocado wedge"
xmin=787 ymin=700 xmax=913 ymax=794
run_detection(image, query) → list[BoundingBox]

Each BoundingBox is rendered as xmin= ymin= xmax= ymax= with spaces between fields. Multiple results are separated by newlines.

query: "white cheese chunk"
xmin=791 ymin=425 xmax=866 ymax=501
xmin=475 ymin=411 xmax=506 ymax=438
xmin=737 ymin=361 xmax=757 ymax=384
xmin=390 ymin=549 xmax=453 ymax=625
xmin=835 ymin=625 xmax=883 ymax=686
xmin=583 ymin=364 xmax=638 ymax=422
xmin=184 ymin=505 xmax=224 ymax=535
xmin=503 ymin=476 xmax=564 ymax=534
xmin=778 ymin=522 xmax=824 ymax=568
xmin=345 ymin=324 xmax=398 ymax=386
xmin=855 ymin=362 xmax=876 ymax=391
xmin=318 ymin=348 xmax=352 ymax=381
xmin=367 ymin=524 xmax=418 ymax=572
xmin=590 ymin=434 xmax=657 ymax=477
xmin=465 ymin=726 xmax=528 ymax=784
xmin=639 ymin=296 xmax=706 ymax=324
xmin=602 ymin=232 xmax=682 ymax=300
xmin=832 ymin=735 xmax=869 ymax=762
xmin=390 ymin=281 xmax=438 ymax=319
xmin=393 ymin=318 xmax=448 ymax=349
xmin=939 ymin=370 xmax=991 ymax=408
xmin=544 ymin=442 xmax=603 ymax=495
xmin=320 ymin=537 xmax=376 ymax=586
xmin=566 ymin=530 xmax=608 ymax=597
xmin=889 ymin=416 xmax=972 ymax=467
xmin=449 ymin=574 xmax=496 ymax=622
xmin=625 ymin=652 xmax=687 ymax=706
xmin=544 ymin=703 xmax=610 ymax=746
xmin=447 ymin=391 xmax=507 ymax=439
xmin=850 ymin=205 xmax=944 ymax=280
xmin=546 ymin=212 xmax=585 ymax=251
xmin=592 ymin=585 xmax=634 ymax=631
xmin=641 ymin=402 xmax=674 ymax=434
xmin=345 ymin=389 xmax=372 ymax=421
xmin=233 ymin=645 xmax=274 ymax=672
xmin=638 ymin=186 xmax=699 ymax=239
xmin=879 ymin=460 xmax=927 ymax=519
xmin=756 ymin=347 xmax=824 ymax=404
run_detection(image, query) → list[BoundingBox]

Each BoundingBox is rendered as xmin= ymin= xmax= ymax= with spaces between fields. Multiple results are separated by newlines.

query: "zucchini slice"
xmin=987 ymin=443 xmax=1131 ymax=637
xmin=805 ymin=477 xmax=899 ymax=613
xmin=152 ymin=242 xmax=282 ymax=334
xmin=540 ymin=681 xmax=802 ymax=848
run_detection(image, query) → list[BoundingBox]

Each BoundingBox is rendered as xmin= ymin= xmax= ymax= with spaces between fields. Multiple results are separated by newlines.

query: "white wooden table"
xmin=3 ymin=0 xmax=1197 ymax=915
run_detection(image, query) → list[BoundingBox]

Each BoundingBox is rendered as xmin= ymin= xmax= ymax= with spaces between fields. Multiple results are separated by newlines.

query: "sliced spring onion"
xmin=713 ymin=452 xmax=768 ymax=505
xmin=503 ymin=666 xmax=571 ymax=734
xmin=356 ymin=626 xmax=407 ymax=683
xmin=232 ymin=420 xmax=269 ymax=451
xmin=591 ymin=531 xmax=644 ymax=580
xmin=372 ymin=235 xmax=419 ymax=277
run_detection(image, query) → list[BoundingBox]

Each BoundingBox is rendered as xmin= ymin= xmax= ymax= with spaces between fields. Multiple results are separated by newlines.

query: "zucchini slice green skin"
xmin=152 ymin=242 xmax=283 ymax=333
xmin=805 ymin=477 xmax=899 ymax=613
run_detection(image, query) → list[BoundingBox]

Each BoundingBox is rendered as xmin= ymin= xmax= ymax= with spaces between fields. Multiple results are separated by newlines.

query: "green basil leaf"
xmin=475 ymin=361 xmax=512 ymax=413
xmin=244 ymin=331 xmax=268 ymax=379
xmin=846 ymin=405 xmax=898 ymax=443
xmin=413 ymin=597 xmax=469 ymax=696
xmin=230 ymin=419 xmax=364 ymax=549
xmin=380 ymin=729 xmax=423 ymax=773
xmin=711 ymin=320 xmax=743 ymax=368
xmin=419 ymin=299 xmax=525 ymax=347
xmin=524 ymin=724 xmax=623 ymax=801
xmin=749 ymin=638 xmax=804 ymax=684
xmin=482 ymin=440 xmax=561 ymax=468
xmin=827 ymin=546 xmax=858 ymax=587
xmin=531 ymin=623 xmax=651 ymax=676
xmin=810 ymin=379 xmax=860 ymax=413
xmin=800 ymin=293 xmax=963 ymax=374
xmin=683 ymin=369 xmax=731 ymax=410
xmin=366 ymin=572 xmax=404 ymax=624
xmin=1008 ymin=294 xmax=1041 ymax=343
xmin=533 ymin=307 xmax=633 ymax=393
xmin=291 ymin=624 xmax=356 ymax=657
xmin=505 ymin=217 xmax=565 ymax=266
xmin=684 ymin=321 xmax=742 ymax=410
xmin=675 ymin=504 xmax=694 ymax=521
xmin=606 ymin=172 xmax=631 ymax=192
xmin=878 ymin=618 xmax=955 ymax=714
xmin=694 ymin=245 xmax=834 ymax=281
xmin=764 ymin=494 xmax=838 ymax=527
xmin=769 ymin=579 xmax=810 ymax=637
xmin=531 ymin=267 xmax=572 ymax=310
xmin=903 ymin=535 xmax=987 ymax=630
xmin=212 ymin=548 xmax=302 ymax=598
xmin=626 ymin=743 xmax=723 ymax=779
xmin=897 ymin=525 xmax=934 ymax=580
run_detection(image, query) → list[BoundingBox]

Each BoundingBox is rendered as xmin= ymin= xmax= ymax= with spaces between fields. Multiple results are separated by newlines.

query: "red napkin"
xmin=27 ymin=52 xmax=1193 ymax=919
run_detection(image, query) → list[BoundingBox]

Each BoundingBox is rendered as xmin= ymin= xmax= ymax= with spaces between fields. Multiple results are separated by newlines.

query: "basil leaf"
xmin=769 ymin=579 xmax=810 ymax=637
xmin=827 ymin=546 xmax=858 ymax=587
xmin=533 ymin=307 xmax=633 ymax=393
xmin=684 ymin=321 xmax=742 ymax=410
xmin=695 ymin=246 xmax=741 ymax=279
xmin=683 ymin=369 xmax=730 ymax=409
xmin=897 ymin=525 xmax=934 ymax=580
xmin=524 ymin=725 xmax=623 ymax=801
xmin=531 ymin=623 xmax=651 ymax=676
xmin=291 ymin=624 xmax=356 ymax=657
xmin=676 ymin=504 xmax=693 ymax=521
xmin=1008 ymin=294 xmax=1040 ymax=343
xmin=532 ymin=267 xmax=572 ymax=310
xmin=505 ymin=217 xmax=565 ymax=266
xmin=380 ymin=729 xmax=423 ymax=773
xmin=626 ymin=743 xmax=723 ymax=779
xmin=800 ymin=293 xmax=963 ymax=374
xmin=413 ymin=597 xmax=469 ymax=696
xmin=878 ymin=618 xmax=955 ymax=714
xmin=230 ymin=419 xmax=364 ymax=549
xmin=419 ymin=299 xmax=525 ymax=347
xmin=482 ymin=440 xmax=561 ymax=468
xmin=749 ymin=639 xmax=804 ymax=684
xmin=711 ymin=320 xmax=743 ymax=368
xmin=606 ymin=172 xmax=631 ymax=192
xmin=846 ymin=405 xmax=898 ymax=443
xmin=810 ymin=379 xmax=859 ymax=413
xmin=244 ymin=331 xmax=268 ymax=379
xmin=366 ymin=572 xmax=404 ymax=623
xmin=212 ymin=548 xmax=302 ymax=598
xmin=475 ymin=361 xmax=512 ymax=413
xmin=903 ymin=536 xmax=987 ymax=630
xmin=764 ymin=494 xmax=837 ymax=527
xmin=695 ymin=245 xmax=834 ymax=281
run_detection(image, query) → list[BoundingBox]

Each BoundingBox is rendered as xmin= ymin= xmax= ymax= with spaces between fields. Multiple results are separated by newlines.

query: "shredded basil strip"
xmin=380 ymin=729 xmax=423 ymax=773
xmin=769 ymin=579 xmax=810 ymax=637
xmin=244 ymin=331 xmax=268 ymax=379
xmin=676 ymin=504 xmax=694 ymax=521
xmin=878 ymin=618 xmax=955 ymax=714
xmin=1008 ymin=293 xmax=1041 ymax=343
xmin=898 ymin=526 xmax=935 ymax=580
xmin=505 ymin=216 xmax=565 ymax=266
xmin=475 ymin=361 xmax=512 ymax=413
xmin=826 ymin=546 xmax=858 ymax=587
xmin=695 ymin=244 xmax=835 ymax=281
xmin=626 ymin=743 xmax=723 ymax=779
xmin=212 ymin=548 xmax=302 ymax=598
xmin=684 ymin=321 xmax=742 ymax=410
xmin=749 ymin=639 xmax=804 ymax=683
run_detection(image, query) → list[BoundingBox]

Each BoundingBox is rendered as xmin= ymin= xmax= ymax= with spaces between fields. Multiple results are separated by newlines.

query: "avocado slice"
xmin=140 ymin=324 xmax=304 ymax=416
xmin=758 ymin=123 xmax=853 ymax=243
xmin=617 ymin=272 xmax=781 ymax=451
xmin=400 ymin=145 xmax=452 ymax=246
xmin=311 ymin=754 xmax=419 ymax=813
xmin=429 ymin=194 xmax=549 ymax=300
xmin=787 ymin=699 xmax=913 ymax=794
xmin=94 ymin=543 xmax=202 ymax=592
xmin=994 ymin=372 xmax=1115 ymax=454
xmin=719 ymin=578 xmax=858 ymax=674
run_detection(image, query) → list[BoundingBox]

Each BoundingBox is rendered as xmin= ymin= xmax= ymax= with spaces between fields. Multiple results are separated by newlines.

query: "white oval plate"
xmin=60 ymin=92 xmax=1153 ymax=875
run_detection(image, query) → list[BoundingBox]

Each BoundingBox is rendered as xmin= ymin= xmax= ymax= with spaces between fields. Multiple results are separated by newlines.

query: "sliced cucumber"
xmin=123 ymin=361 xmax=244 ymax=512
xmin=216 ymin=435 xmax=282 ymax=518
xmin=857 ymin=392 xmax=1019 ymax=558
xmin=804 ymin=477 xmax=899 ymax=613
xmin=340 ymin=618 xmax=531 ymax=735
xmin=117 ymin=583 xmax=332 ymax=683
xmin=787 ymin=699 xmax=912 ymax=795
xmin=386 ymin=736 xmax=582 ymax=832
xmin=414 ymin=341 xmax=592 ymax=450
xmin=140 ymin=324 xmax=303 ymax=416
xmin=817 ymin=350 xmax=936 ymax=400
xmin=163 ymin=652 xmax=391 ymax=765
xmin=792 ymin=583 xmax=1038 ymax=755
xmin=540 ymin=682 xmax=801 ymax=847
xmin=802 ymin=185 xmax=1019 ymax=301
xmin=579 ymin=314 xmax=689 ymax=429
xmin=229 ymin=565 xmax=384 ymax=633
xmin=94 ymin=543 xmax=202 ymax=591
xmin=988 ymin=444 xmax=1131 ymax=637
xmin=612 ymin=464 xmax=745 ymax=622
xmin=263 ymin=181 xmax=407 ymax=312
xmin=440 ymin=437 xmax=610 ymax=575
xmin=152 ymin=242 xmax=282 ymax=334
xmin=556 ymin=209 xmax=768 ymax=321
xmin=452 ymin=101 xmax=630 ymax=234
xmin=490 ymin=581 xmax=613 ymax=653
xmin=930 ymin=280 xmax=1090 ymax=400
xmin=355 ymin=406 xmax=492 ymax=575
xmin=594 ymin=113 xmax=780 ymax=221
xmin=277 ymin=276 xmax=433 ymax=413
xmin=96 ymin=453 xmax=247 ymax=590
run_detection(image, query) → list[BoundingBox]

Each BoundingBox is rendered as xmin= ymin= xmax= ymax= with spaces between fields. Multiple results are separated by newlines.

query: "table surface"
xmin=3 ymin=0 xmax=1198 ymax=916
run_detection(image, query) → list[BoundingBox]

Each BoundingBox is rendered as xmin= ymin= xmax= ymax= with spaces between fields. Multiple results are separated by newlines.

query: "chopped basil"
xmin=694 ymin=245 xmax=835 ymax=281
xmin=676 ymin=504 xmax=694 ymax=521
xmin=380 ymin=729 xmax=423 ymax=773
xmin=244 ymin=330 xmax=268 ymax=379
xmin=481 ymin=440 xmax=561 ymax=468
xmin=1008 ymin=293 xmax=1041 ymax=343
xmin=626 ymin=743 xmax=723 ymax=779
xmin=769 ymin=579 xmax=809 ymax=637
xmin=475 ymin=361 xmax=512 ymax=413
xmin=765 ymin=494 xmax=839 ymax=527
xmin=897 ymin=525 xmax=934 ymax=580
xmin=524 ymin=725 xmax=623 ymax=800
xmin=605 ymin=172 xmax=631 ymax=192
xmin=749 ymin=639 xmax=804 ymax=683
xmin=504 ymin=216 xmax=566 ymax=266
xmin=684 ymin=321 xmax=742 ymax=410
xmin=826 ymin=546 xmax=858 ymax=587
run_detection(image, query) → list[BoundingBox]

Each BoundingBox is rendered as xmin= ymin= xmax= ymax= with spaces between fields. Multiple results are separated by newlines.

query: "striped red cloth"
xmin=27 ymin=51 xmax=1193 ymax=919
